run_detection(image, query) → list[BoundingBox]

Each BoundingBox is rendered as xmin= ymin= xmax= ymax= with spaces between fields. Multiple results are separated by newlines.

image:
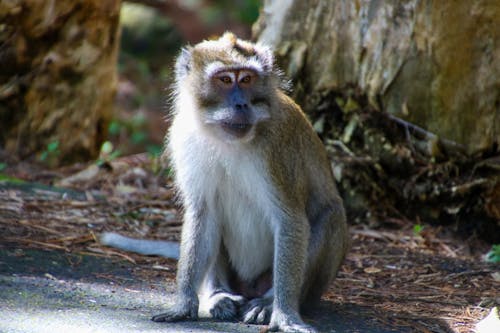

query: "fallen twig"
xmin=86 ymin=246 xmax=136 ymax=264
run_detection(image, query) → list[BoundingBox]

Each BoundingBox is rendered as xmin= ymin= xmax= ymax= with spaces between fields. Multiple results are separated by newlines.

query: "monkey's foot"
xmin=152 ymin=296 xmax=198 ymax=322
xmin=241 ymin=297 xmax=273 ymax=324
xmin=268 ymin=309 xmax=317 ymax=333
xmin=207 ymin=292 xmax=245 ymax=321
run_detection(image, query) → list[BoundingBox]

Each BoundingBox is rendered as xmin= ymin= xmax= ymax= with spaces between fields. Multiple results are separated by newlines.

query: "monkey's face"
xmin=174 ymin=33 xmax=278 ymax=143
xmin=197 ymin=65 xmax=272 ymax=141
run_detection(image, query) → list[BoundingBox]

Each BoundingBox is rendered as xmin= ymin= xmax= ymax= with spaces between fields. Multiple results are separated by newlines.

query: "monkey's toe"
xmin=152 ymin=311 xmax=187 ymax=322
xmin=241 ymin=298 xmax=272 ymax=324
xmin=152 ymin=300 xmax=198 ymax=322
xmin=268 ymin=310 xmax=317 ymax=333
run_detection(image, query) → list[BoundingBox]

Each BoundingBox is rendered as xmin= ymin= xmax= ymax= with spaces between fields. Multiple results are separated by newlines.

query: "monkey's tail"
xmin=100 ymin=232 xmax=180 ymax=260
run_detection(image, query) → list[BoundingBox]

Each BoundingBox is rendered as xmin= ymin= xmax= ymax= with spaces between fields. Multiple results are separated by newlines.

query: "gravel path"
xmin=0 ymin=248 xmax=402 ymax=333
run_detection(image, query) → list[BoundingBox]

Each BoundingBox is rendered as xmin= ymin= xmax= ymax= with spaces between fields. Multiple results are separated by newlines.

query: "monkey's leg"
xmin=301 ymin=205 xmax=348 ymax=307
xmin=152 ymin=206 xmax=219 ymax=322
xmin=199 ymin=253 xmax=245 ymax=321
xmin=268 ymin=215 xmax=317 ymax=333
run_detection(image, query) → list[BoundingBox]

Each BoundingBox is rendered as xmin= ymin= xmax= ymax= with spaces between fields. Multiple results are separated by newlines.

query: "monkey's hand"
xmin=268 ymin=309 xmax=317 ymax=333
xmin=152 ymin=292 xmax=198 ymax=322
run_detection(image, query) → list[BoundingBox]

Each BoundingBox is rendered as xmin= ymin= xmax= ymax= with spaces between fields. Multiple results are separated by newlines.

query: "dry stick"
xmin=352 ymin=289 xmax=467 ymax=307
xmin=439 ymin=242 xmax=458 ymax=258
xmin=18 ymin=219 xmax=65 ymax=236
xmin=5 ymin=237 xmax=69 ymax=251
xmin=350 ymin=228 xmax=400 ymax=242
xmin=444 ymin=269 xmax=495 ymax=280
xmin=49 ymin=234 xmax=94 ymax=244
xmin=86 ymin=247 xmax=136 ymax=264
xmin=386 ymin=114 xmax=467 ymax=156
xmin=399 ymin=297 xmax=466 ymax=307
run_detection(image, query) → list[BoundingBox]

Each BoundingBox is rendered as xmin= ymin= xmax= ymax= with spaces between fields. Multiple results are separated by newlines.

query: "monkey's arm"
xmin=152 ymin=203 xmax=220 ymax=322
xmin=269 ymin=213 xmax=316 ymax=333
xmin=100 ymin=232 xmax=180 ymax=259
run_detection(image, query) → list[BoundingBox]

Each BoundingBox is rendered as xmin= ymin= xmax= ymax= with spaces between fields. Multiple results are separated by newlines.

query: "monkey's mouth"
xmin=220 ymin=121 xmax=252 ymax=138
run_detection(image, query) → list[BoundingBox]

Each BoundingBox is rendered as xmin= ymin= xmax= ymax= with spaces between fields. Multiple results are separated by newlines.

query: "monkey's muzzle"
xmin=221 ymin=121 xmax=252 ymax=138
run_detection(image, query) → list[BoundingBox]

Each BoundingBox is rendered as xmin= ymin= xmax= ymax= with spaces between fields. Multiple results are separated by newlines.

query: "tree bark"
xmin=254 ymin=0 xmax=500 ymax=242
xmin=0 ymin=0 xmax=121 ymax=165
xmin=255 ymin=0 xmax=499 ymax=154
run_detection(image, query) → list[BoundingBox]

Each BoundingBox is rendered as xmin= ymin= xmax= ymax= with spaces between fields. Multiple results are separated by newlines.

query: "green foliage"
xmin=96 ymin=141 xmax=121 ymax=166
xmin=39 ymin=140 xmax=61 ymax=165
xmin=0 ymin=163 xmax=6 ymax=172
xmin=236 ymin=0 xmax=261 ymax=24
xmin=161 ymin=166 xmax=174 ymax=179
xmin=413 ymin=224 xmax=424 ymax=236
xmin=485 ymin=245 xmax=500 ymax=263
xmin=146 ymin=144 xmax=162 ymax=157
xmin=107 ymin=113 xmax=149 ymax=147
xmin=108 ymin=120 xmax=122 ymax=136
xmin=100 ymin=141 xmax=114 ymax=155
xmin=205 ymin=0 xmax=261 ymax=25
xmin=131 ymin=131 xmax=147 ymax=145
xmin=0 ymin=173 xmax=25 ymax=184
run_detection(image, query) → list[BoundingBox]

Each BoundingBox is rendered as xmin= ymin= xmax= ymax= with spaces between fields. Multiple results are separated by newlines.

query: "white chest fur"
xmin=215 ymin=149 xmax=274 ymax=281
xmin=170 ymin=115 xmax=275 ymax=281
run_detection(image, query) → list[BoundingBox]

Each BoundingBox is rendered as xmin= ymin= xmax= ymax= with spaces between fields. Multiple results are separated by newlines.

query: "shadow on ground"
xmin=0 ymin=248 xmax=456 ymax=333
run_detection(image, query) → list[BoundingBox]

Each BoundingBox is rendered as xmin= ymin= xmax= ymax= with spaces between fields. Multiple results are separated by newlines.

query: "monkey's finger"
xmin=151 ymin=313 xmax=175 ymax=322
xmin=151 ymin=311 xmax=188 ymax=322
xmin=255 ymin=306 xmax=271 ymax=324
xmin=242 ymin=306 xmax=261 ymax=324
xmin=151 ymin=313 xmax=168 ymax=322
xmin=189 ymin=306 xmax=198 ymax=319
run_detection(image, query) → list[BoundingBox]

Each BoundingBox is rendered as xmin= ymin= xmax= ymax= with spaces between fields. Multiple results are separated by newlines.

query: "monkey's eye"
xmin=219 ymin=76 xmax=232 ymax=84
xmin=240 ymin=75 xmax=251 ymax=84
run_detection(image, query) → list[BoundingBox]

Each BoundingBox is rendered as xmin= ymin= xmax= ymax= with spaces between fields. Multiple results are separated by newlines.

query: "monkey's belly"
xmin=220 ymin=206 xmax=274 ymax=282
xmin=229 ymin=268 xmax=272 ymax=299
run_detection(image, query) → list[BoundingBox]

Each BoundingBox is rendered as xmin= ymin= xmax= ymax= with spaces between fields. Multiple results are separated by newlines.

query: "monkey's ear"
xmin=175 ymin=47 xmax=192 ymax=79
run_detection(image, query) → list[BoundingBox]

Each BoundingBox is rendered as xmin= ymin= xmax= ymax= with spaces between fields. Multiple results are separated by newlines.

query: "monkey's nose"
xmin=235 ymin=103 xmax=249 ymax=111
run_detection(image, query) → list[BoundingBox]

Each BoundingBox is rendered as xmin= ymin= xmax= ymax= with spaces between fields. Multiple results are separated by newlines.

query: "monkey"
xmin=102 ymin=32 xmax=349 ymax=333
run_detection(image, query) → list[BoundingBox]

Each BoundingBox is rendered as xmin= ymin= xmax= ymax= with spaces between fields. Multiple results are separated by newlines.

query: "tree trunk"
xmin=254 ymin=0 xmax=500 ymax=242
xmin=0 ymin=0 xmax=121 ymax=165
xmin=255 ymin=0 xmax=499 ymax=154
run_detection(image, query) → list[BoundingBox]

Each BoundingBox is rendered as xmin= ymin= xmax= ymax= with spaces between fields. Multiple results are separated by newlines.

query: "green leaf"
xmin=146 ymin=144 xmax=162 ymax=157
xmin=131 ymin=131 xmax=146 ymax=144
xmin=47 ymin=141 xmax=59 ymax=152
xmin=109 ymin=150 xmax=121 ymax=160
xmin=485 ymin=245 xmax=500 ymax=263
xmin=108 ymin=120 xmax=122 ymax=136
xmin=40 ymin=151 xmax=48 ymax=162
xmin=413 ymin=224 xmax=424 ymax=236
xmin=0 ymin=173 xmax=25 ymax=183
xmin=100 ymin=141 xmax=114 ymax=155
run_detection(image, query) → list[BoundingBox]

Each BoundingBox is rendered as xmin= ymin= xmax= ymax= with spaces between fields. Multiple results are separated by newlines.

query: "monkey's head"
xmin=173 ymin=32 xmax=281 ymax=142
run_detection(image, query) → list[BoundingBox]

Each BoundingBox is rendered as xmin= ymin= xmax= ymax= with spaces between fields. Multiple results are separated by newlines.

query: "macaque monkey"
xmin=103 ymin=33 xmax=349 ymax=333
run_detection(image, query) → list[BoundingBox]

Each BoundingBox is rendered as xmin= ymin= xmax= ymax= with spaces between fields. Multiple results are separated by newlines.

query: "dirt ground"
xmin=0 ymin=153 xmax=498 ymax=332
